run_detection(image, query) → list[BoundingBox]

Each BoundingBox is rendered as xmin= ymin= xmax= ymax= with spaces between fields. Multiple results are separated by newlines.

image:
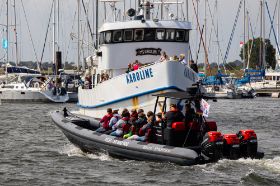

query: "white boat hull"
xmin=77 ymin=62 xmax=198 ymax=118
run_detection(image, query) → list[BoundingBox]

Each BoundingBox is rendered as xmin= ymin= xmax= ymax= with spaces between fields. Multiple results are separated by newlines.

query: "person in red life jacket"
xmin=108 ymin=109 xmax=121 ymax=129
xmin=163 ymin=104 xmax=184 ymax=128
xmin=123 ymin=117 xmax=137 ymax=139
xmin=96 ymin=108 xmax=113 ymax=133
xmin=104 ymin=109 xmax=122 ymax=134
xmin=110 ymin=110 xmax=130 ymax=137
xmin=133 ymin=60 xmax=141 ymax=71
xmin=128 ymin=116 xmax=154 ymax=142
xmin=130 ymin=109 xmax=138 ymax=119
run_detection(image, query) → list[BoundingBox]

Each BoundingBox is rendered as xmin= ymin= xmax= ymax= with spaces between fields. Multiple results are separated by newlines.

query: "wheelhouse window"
xmin=156 ymin=29 xmax=165 ymax=40
xmin=144 ymin=29 xmax=156 ymax=41
xmin=104 ymin=31 xmax=112 ymax=43
xmin=165 ymin=29 xmax=175 ymax=41
xmin=135 ymin=29 xmax=144 ymax=41
xmin=124 ymin=30 xmax=133 ymax=41
xmin=265 ymin=76 xmax=272 ymax=80
xmin=113 ymin=30 xmax=122 ymax=42
xmin=185 ymin=30 xmax=189 ymax=42
xmin=99 ymin=32 xmax=105 ymax=45
xmin=175 ymin=30 xmax=185 ymax=41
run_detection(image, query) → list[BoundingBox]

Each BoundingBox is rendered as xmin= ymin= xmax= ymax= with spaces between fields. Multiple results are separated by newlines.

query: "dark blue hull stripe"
xmin=77 ymin=86 xmax=182 ymax=109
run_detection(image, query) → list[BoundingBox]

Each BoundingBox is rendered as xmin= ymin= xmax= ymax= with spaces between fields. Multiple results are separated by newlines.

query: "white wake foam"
xmin=237 ymin=157 xmax=280 ymax=174
xmin=59 ymin=144 xmax=112 ymax=161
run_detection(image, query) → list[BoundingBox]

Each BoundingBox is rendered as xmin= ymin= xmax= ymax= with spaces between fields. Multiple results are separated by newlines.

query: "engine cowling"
xmin=201 ymin=131 xmax=223 ymax=162
xmin=237 ymin=129 xmax=258 ymax=158
xmin=223 ymin=134 xmax=240 ymax=160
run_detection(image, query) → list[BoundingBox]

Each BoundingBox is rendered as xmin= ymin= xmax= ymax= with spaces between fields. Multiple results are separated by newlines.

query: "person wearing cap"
xmin=96 ymin=108 xmax=113 ymax=133
xmin=179 ymin=54 xmax=187 ymax=65
xmin=163 ymin=104 xmax=184 ymax=128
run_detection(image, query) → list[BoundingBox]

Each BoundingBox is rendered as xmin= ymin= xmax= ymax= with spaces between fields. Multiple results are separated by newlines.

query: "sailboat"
xmin=0 ymin=0 xmax=69 ymax=103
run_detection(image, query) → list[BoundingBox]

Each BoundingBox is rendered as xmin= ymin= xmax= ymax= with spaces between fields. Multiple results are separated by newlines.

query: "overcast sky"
xmin=0 ymin=0 xmax=279 ymax=66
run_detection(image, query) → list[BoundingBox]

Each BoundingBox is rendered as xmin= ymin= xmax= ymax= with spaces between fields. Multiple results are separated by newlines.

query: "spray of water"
xmin=59 ymin=143 xmax=112 ymax=161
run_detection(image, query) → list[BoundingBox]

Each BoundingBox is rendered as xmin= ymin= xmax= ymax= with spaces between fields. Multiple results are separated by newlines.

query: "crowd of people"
xmin=95 ymin=103 xmax=198 ymax=144
xmin=126 ymin=51 xmax=199 ymax=74
xmin=158 ymin=51 xmax=199 ymax=73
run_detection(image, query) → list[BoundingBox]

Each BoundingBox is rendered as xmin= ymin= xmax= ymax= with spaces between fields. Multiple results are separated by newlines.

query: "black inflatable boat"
xmin=51 ymin=83 xmax=264 ymax=165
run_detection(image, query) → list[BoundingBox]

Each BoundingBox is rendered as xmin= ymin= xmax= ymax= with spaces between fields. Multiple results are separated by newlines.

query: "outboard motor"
xmin=201 ymin=131 xmax=223 ymax=162
xmin=223 ymin=134 xmax=240 ymax=160
xmin=237 ymin=129 xmax=258 ymax=158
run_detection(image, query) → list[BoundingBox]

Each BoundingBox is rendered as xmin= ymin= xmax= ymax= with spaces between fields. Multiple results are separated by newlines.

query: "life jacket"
xmin=122 ymin=118 xmax=131 ymax=135
xmin=101 ymin=114 xmax=113 ymax=130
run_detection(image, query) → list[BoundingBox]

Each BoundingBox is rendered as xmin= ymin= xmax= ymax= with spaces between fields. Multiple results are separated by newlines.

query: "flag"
xmin=200 ymin=99 xmax=210 ymax=117
xmin=240 ymin=41 xmax=244 ymax=48
xmin=2 ymin=38 xmax=8 ymax=49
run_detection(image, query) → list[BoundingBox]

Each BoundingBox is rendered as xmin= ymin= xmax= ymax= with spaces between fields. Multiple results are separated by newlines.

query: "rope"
xmin=40 ymin=0 xmax=54 ymax=65
xmin=223 ymin=0 xmax=243 ymax=65
xmin=191 ymin=0 xmax=211 ymax=74
xmin=64 ymin=10 xmax=77 ymax=63
xmin=20 ymin=0 xmax=40 ymax=71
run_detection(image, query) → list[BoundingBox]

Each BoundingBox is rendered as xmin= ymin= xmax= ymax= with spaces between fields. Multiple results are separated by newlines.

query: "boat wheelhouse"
xmin=77 ymin=0 xmax=197 ymax=118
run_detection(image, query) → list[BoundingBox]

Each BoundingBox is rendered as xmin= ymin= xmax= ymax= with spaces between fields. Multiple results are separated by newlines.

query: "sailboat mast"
xmin=262 ymin=0 xmax=266 ymax=68
xmin=243 ymin=0 xmax=246 ymax=69
xmin=215 ymin=0 xmax=220 ymax=68
xmin=77 ymin=0 xmax=81 ymax=72
xmin=53 ymin=0 xmax=56 ymax=75
xmin=6 ymin=0 xmax=9 ymax=66
xmin=247 ymin=10 xmax=249 ymax=68
xmin=13 ymin=0 xmax=19 ymax=66
xmin=95 ymin=0 xmax=98 ymax=50
xmin=260 ymin=0 xmax=263 ymax=68
xmin=204 ymin=0 xmax=207 ymax=74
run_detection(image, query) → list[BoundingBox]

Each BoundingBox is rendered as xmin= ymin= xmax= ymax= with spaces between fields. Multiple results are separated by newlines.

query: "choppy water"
xmin=0 ymin=98 xmax=280 ymax=185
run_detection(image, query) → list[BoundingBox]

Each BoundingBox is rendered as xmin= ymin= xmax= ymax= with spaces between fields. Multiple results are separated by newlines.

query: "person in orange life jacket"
xmin=130 ymin=109 xmax=138 ymax=119
xmin=96 ymin=108 xmax=113 ymax=133
xmin=128 ymin=116 xmax=153 ymax=142
xmin=163 ymin=104 xmax=184 ymax=128
xmin=110 ymin=110 xmax=130 ymax=137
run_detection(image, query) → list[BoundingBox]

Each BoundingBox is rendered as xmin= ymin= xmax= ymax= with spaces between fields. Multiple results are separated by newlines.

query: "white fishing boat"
xmin=76 ymin=0 xmax=199 ymax=118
